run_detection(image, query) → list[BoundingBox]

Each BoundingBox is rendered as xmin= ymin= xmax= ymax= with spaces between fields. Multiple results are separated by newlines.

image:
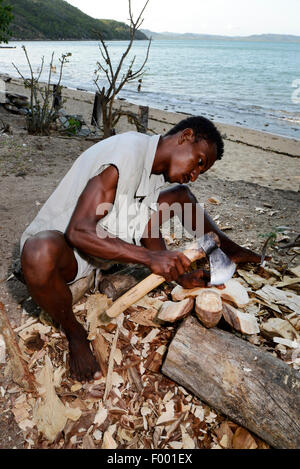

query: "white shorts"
xmin=69 ymin=249 xmax=119 ymax=284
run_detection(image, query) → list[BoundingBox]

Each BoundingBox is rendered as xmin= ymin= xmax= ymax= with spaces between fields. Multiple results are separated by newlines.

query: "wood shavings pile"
xmin=3 ymin=261 xmax=300 ymax=449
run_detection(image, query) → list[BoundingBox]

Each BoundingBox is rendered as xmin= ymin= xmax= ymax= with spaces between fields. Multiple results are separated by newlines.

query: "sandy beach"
xmin=0 ymin=77 xmax=299 ymax=448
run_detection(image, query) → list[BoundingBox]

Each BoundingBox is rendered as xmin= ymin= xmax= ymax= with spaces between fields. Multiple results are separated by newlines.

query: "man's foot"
xmin=68 ymin=331 xmax=100 ymax=382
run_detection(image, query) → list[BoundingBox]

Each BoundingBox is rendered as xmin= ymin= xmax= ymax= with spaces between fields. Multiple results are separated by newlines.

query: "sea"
xmin=1 ymin=39 xmax=300 ymax=140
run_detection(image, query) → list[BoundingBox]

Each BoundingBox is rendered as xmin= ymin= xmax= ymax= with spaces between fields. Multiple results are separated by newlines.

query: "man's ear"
xmin=178 ymin=128 xmax=195 ymax=144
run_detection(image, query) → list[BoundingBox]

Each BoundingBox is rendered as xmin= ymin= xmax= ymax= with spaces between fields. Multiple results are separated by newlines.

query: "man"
xmin=20 ymin=116 xmax=261 ymax=381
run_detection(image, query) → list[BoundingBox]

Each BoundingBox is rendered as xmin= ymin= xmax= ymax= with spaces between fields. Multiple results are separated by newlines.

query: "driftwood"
xmin=0 ymin=302 xmax=36 ymax=392
xmin=162 ymin=315 xmax=300 ymax=449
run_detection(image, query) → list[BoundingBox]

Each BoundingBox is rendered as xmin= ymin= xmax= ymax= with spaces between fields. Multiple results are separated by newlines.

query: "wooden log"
xmin=0 ymin=302 xmax=36 ymax=392
xmin=139 ymin=105 xmax=149 ymax=133
xmin=162 ymin=315 xmax=300 ymax=449
xmin=195 ymin=290 xmax=222 ymax=328
xmin=91 ymin=91 xmax=102 ymax=127
xmin=99 ymin=266 xmax=150 ymax=301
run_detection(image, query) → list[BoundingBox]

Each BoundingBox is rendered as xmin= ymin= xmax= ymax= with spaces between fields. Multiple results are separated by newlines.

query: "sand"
xmin=0 ymin=77 xmax=299 ymax=448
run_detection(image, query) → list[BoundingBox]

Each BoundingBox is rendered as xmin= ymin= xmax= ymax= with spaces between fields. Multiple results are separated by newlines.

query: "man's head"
xmin=158 ymin=116 xmax=224 ymax=184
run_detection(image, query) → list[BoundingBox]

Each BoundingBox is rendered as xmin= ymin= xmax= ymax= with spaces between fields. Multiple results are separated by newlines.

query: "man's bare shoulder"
xmin=95 ymin=164 xmax=119 ymax=191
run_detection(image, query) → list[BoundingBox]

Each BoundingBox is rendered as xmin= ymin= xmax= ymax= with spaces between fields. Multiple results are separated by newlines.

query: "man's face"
xmin=166 ymin=130 xmax=218 ymax=184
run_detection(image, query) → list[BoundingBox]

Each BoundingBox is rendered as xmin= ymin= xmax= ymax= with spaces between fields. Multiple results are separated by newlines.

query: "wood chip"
xmin=141 ymin=329 xmax=160 ymax=344
xmin=128 ymin=307 xmax=159 ymax=327
xmin=255 ymin=285 xmax=300 ymax=314
xmin=232 ymin=427 xmax=258 ymax=449
xmin=101 ymin=430 xmax=117 ymax=449
xmin=260 ymin=318 xmax=298 ymax=341
xmin=0 ymin=334 xmax=6 ymax=363
xmin=86 ymin=293 xmax=112 ymax=340
xmin=215 ymin=422 xmax=233 ymax=449
xmin=103 ymin=328 xmax=119 ymax=402
xmin=180 ymin=424 xmax=195 ymax=449
xmin=237 ymin=270 xmax=269 ymax=289
xmin=33 ymin=355 xmax=81 ymax=442
xmin=18 ymin=323 xmax=51 ymax=341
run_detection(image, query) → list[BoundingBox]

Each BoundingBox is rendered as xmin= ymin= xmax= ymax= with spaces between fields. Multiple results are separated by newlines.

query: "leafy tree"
xmin=0 ymin=0 xmax=13 ymax=43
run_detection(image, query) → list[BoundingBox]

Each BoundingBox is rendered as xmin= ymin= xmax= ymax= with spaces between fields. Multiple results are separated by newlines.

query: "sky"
xmin=65 ymin=0 xmax=300 ymax=36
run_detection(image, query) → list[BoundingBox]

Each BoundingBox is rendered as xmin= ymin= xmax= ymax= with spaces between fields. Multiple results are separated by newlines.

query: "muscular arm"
xmin=65 ymin=165 xmax=191 ymax=281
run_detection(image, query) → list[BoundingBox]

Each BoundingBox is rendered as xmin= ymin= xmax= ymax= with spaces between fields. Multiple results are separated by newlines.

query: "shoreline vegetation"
xmin=5 ymin=0 xmax=300 ymax=42
xmin=7 ymin=0 xmax=147 ymax=41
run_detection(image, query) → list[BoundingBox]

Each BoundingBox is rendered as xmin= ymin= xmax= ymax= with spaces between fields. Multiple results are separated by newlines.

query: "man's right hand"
xmin=147 ymin=250 xmax=191 ymax=282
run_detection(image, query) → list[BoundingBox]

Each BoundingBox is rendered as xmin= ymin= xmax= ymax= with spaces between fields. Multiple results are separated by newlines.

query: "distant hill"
xmin=142 ymin=30 xmax=300 ymax=43
xmin=7 ymin=0 xmax=147 ymax=40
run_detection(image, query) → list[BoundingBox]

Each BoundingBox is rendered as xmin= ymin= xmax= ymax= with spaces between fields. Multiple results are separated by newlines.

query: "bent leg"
xmin=21 ymin=231 xmax=100 ymax=381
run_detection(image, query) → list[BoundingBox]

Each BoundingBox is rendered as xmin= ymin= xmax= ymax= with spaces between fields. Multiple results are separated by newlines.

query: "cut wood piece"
xmin=172 ymin=279 xmax=249 ymax=307
xmin=0 ymin=334 xmax=6 ymax=363
xmin=195 ymin=290 xmax=222 ymax=328
xmin=99 ymin=266 xmax=150 ymax=300
xmin=157 ymin=298 xmax=194 ymax=323
xmin=222 ymin=302 xmax=260 ymax=335
xmin=0 ymin=302 xmax=36 ymax=392
xmin=162 ymin=316 xmax=300 ymax=449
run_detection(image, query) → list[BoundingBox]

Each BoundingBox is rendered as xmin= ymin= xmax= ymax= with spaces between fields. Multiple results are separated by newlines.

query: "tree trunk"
xmin=162 ymin=315 xmax=300 ymax=449
xmin=139 ymin=105 xmax=149 ymax=133
xmin=91 ymin=91 xmax=102 ymax=127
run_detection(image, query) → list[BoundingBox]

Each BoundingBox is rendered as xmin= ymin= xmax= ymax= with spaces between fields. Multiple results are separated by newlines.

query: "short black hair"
xmin=165 ymin=116 xmax=224 ymax=160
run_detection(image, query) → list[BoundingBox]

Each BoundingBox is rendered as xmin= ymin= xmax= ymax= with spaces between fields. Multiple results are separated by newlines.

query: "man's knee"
xmin=21 ymin=232 xmax=64 ymax=286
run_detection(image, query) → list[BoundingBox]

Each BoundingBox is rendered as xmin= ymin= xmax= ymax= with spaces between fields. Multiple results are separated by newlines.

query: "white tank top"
xmin=20 ymin=132 xmax=165 ymax=252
